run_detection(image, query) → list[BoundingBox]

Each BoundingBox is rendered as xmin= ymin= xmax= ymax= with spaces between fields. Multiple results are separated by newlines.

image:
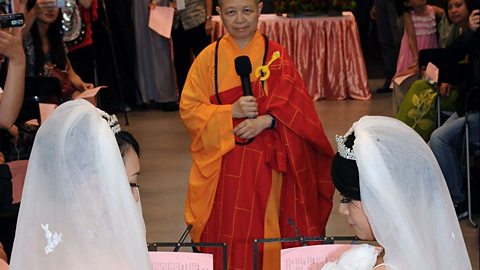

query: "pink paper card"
xmin=39 ymin=103 xmax=58 ymax=124
xmin=281 ymin=244 xmax=365 ymax=269
xmin=74 ymin=86 xmax=107 ymax=100
xmin=148 ymin=251 xmax=213 ymax=270
xmin=425 ymin=62 xmax=439 ymax=83
xmin=148 ymin=6 xmax=175 ymax=39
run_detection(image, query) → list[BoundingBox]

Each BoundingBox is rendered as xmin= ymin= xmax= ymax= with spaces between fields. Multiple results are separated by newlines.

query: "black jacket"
xmin=443 ymin=28 xmax=480 ymax=116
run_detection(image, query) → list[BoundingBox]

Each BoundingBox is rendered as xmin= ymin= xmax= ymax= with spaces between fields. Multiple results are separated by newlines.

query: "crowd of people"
xmin=386 ymin=0 xmax=480 ymax=220
xmin=0 ymin=0 xmax=478 ymax=269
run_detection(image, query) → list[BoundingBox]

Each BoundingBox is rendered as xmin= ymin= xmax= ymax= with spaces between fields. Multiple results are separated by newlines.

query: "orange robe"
xmin=180 ymin=32 xmax=334 ymax=270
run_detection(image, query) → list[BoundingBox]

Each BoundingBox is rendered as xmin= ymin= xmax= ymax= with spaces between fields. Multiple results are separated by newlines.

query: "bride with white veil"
xmin=10 ymin=99 xmax=152 ymax=269
xmin=327 ymin=116 xmax=471 ymax=269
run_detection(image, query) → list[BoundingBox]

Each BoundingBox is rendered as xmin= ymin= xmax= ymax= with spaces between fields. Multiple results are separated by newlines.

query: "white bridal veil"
xmin=346 ymin=116 xmax=471 ymax=269
xmin=10 ymin=100 xmax=152 ymax=270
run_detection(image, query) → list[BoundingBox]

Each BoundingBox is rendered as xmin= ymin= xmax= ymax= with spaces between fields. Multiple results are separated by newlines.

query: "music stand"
xmin=147 ymin=225 xmax=228 ymax=270
xmin=147 ymin=242 xmax=227 ymax=270
xmin=252 ymin=236 xmax=359 ymax=270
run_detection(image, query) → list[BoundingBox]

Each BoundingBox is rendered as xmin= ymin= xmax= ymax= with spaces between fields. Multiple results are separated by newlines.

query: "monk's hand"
xmin=232 ymin=96 xmax=258 ymax=119
xmin=233 ymin=115 xmax=272 ymax=139
xmin=469 ymin=10 xmax=480 ymax=31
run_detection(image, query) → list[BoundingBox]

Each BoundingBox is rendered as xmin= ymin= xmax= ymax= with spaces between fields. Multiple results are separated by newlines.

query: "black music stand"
xmin=147 ymin=225 xmax=228 ymax=270
xmin=252 ymin=236 xmax=359 ymax=270
xmin=147 ymin=242 xmax=227 ymax=270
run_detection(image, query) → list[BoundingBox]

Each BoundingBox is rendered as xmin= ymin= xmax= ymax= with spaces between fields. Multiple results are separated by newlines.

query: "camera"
xmin=0 ymin=13 xmax=24 ymax=29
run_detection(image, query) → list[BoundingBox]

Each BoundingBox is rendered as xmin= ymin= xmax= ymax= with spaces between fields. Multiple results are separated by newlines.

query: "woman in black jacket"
xmin=429 ymin=7 xmax=479 ymax=219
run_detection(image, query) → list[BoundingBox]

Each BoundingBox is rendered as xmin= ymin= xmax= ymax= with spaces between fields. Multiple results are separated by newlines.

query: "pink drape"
xmin=212 ymin=13 xmax=371 ymax=100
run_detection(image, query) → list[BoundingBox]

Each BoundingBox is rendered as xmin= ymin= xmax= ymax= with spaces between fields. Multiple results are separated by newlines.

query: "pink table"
xmin=212 ymin=13 xmax=371 ymax=100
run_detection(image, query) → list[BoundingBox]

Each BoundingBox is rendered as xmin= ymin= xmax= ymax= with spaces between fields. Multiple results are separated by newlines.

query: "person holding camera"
xmin=20 ymin=0 xmax=94 ymax=99
xmin=429 ymin=7 xmax=480 ymax=219
xmin=0 ymin=24 xmax=26 ymax=129
xmin=0 ymin=8 xmax=26 ymax=265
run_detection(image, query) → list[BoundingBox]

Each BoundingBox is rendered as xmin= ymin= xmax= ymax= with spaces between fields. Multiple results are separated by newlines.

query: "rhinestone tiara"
xmin=335 ymin=135 xmax=356 ymax=160
xmin=97 ymin=109 xmax=121 ymax=134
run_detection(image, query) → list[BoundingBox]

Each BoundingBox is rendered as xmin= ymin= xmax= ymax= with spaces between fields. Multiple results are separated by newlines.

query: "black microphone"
xmin=234 ymin=56 xmax=253 ymax=96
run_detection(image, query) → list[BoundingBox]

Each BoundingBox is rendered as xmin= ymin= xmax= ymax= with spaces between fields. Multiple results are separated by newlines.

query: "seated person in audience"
xmin=0 ymin=17 xmax=26 ymax=263
xmin=10 ymin=99 xmax=151 ymax=269
xmin=0 ymin=21 xmax=26 ymax=129
xmin=330 ymin=116 xmax=471 ymax=269
xmin=429 ymin=7 xmax=480 ymax=219
xmin=395 ymin=0 xmax=472 ymax=141
xmin=20 ymin=0 xmax=93 ymax=100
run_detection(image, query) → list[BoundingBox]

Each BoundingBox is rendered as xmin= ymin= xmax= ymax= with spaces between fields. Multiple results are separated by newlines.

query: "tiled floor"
xmin=122 ymin=79 xmax=478 ymax=268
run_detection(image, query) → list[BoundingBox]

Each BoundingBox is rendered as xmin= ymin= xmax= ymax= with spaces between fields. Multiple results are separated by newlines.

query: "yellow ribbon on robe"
xmin=255 ymin=51 xmax=281 ymax=83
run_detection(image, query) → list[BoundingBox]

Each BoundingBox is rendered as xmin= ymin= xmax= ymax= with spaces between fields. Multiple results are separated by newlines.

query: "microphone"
xmin=234 ymin=56 xmax=253 ymax=96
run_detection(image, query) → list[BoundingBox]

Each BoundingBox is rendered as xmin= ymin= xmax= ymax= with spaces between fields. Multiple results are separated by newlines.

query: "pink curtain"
xmin=212 ymin=13 xmax=371 ymax=100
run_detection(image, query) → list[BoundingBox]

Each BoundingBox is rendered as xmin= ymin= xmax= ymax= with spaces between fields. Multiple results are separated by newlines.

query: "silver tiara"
xmin=335 ymin=135 xmax=356 ymax=160
xmin=96 ymin=109 xmax=121 ymax=134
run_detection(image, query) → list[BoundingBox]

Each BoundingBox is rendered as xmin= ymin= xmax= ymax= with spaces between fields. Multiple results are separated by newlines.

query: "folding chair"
xmin=463 ymin=90 xmax=479 ymax=227
xmin=16 ymin=77 xmax=62 ymax=124
xmin=419 ymin=49 xmax=443 ymax=127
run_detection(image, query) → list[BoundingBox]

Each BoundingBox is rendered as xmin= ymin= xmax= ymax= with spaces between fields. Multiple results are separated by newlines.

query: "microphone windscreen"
xmin=235 ymin=56 xmax=252 ymax=76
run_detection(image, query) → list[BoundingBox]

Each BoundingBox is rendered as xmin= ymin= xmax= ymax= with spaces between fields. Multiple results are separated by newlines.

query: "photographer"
xmin=0 ymin=7 xmax=26 ymax=266
xmin=0 ymin=25 xmax=26 ymax=129
xmin=20 ymin=0 xmax=94 ymax=99
xmin=429 ymin=8 xmax=480 ymax=219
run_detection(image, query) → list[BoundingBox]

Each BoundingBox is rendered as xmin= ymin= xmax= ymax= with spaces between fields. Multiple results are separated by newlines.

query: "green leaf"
xmin=407 ymin=109 xmax=420 ymax=119
xmin=412 ymin=94 xmax=420 ymax=107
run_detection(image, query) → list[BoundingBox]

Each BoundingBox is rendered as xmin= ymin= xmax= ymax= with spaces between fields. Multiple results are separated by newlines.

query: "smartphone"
xmin=0 ymin=13 xmax=25 ymax=29
xmin=57 ymin=0 xmax=66 ymax=8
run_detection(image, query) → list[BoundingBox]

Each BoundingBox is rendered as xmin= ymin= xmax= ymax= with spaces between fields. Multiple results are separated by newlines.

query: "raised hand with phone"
xmin=0 ymin=19 xmax=26 ymax=129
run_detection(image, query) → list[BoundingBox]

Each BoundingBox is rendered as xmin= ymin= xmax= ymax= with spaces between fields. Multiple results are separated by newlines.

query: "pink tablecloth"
xmin=212 ymin=13 xmax=371 ymax=100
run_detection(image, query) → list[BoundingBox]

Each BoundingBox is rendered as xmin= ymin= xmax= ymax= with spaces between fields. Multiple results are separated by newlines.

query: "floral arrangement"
xmin=273 ymin=0 xmax=356 ymax=16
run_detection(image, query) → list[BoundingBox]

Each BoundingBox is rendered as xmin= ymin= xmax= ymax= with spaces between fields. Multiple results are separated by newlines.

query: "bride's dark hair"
xmin=331 ymin=133 xmax=361 ymax=201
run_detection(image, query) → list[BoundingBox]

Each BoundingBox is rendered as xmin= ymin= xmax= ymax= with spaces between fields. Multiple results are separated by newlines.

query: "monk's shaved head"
xmin=217 ymin=0 xmax=260 ymax=7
